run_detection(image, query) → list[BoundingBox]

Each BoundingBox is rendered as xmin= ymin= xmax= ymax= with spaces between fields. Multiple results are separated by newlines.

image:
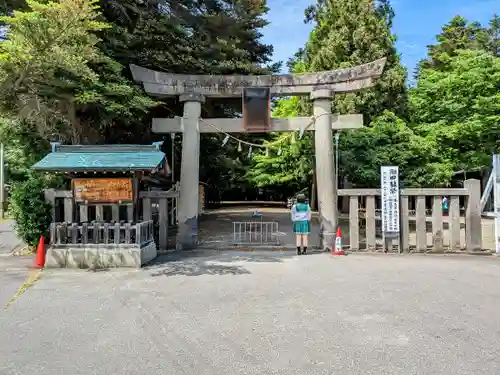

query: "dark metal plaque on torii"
xmin=242 ymin=87 xmax=271 ymax=132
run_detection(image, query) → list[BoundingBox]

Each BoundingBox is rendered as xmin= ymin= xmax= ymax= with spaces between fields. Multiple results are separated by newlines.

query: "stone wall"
xmin=45 ymin=242 xmax=157 ymax=269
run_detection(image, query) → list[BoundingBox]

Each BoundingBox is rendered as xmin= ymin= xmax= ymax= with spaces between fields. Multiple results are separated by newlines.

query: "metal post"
xmin=0 ymin=142 xmax=4 ymax=219
xmin=171 ymin=133 xmax=175 ymax=183
xmin=334 ymin=133 xmax=340 ymax=228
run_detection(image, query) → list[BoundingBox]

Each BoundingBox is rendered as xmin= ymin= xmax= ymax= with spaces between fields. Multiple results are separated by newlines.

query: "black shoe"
xmin=301 ymin=247 xmax=307 ymax=255
xmin=297 ymin=247 xmax=302 ymax=255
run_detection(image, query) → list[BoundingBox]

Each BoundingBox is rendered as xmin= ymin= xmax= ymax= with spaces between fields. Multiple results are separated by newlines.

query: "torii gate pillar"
xmin=311 ymin=90 xmax=337 ymax=249
xmin=177 ymin=93 xmax=205 ymax=250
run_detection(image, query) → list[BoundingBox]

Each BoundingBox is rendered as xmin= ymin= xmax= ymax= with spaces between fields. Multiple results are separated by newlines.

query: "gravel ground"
xmin=1 ymin=251 xmax=500 ymax=375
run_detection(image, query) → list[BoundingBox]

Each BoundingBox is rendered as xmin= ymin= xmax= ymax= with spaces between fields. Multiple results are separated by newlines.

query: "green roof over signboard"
xmin=32 ymin=142 xmax=168 ymax=172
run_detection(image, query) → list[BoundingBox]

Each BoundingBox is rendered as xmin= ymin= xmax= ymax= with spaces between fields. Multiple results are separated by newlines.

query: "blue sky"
xmin=262 ymin=0 xmax=499 ymax=74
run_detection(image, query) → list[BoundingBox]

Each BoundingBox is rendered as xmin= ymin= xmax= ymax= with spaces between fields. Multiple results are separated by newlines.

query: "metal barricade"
xmin=233 ymin=221 xmax=281 ymax=246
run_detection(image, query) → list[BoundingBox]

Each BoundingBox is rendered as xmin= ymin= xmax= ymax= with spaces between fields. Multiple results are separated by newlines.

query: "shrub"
xmin=9 ymin=174 xmax=52 ymax=247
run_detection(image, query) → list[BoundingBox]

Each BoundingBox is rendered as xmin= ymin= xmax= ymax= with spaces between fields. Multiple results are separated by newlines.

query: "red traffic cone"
xmin=32 ymin=236 xmax=46 ymax=269
xmin=332 ymin=227 xmax=346 ymax=256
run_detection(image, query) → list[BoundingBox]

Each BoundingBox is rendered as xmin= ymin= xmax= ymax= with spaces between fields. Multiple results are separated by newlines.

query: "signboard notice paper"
xmin=380 ymin=166 xmax=400 ymax=234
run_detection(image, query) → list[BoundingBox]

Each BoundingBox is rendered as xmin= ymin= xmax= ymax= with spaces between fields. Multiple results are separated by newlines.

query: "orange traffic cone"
xmin=32 ymin=236 xmax=46 ymax=269
xmin=332 ymin=227 xmax=346 ymax=256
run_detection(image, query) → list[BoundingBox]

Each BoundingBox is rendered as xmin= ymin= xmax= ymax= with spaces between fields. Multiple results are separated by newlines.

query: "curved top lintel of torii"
xmin=129 ymin=57 xmax=387 ymax=98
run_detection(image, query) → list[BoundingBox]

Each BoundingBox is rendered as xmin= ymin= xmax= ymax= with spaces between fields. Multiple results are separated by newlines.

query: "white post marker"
xmin=380 ymin=166 xmax=400 ymax=252
xmin=493 ymin=155 xmax=500 ymax=254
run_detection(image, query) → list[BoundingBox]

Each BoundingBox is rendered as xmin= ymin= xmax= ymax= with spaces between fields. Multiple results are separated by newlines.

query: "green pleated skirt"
xmin=293 ymin=220 xmax=310 ymax=234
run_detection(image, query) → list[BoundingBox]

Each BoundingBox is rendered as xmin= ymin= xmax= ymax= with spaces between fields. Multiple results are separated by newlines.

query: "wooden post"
xmin=103 ymin=223 xmax=110 ymax=244
xmin=81 ymin=223 xmax=88 ymax=244
xmin=349 ymin=196 xmax=359 ymax=251
xmin=136 ymin=222 xmax=142 ymax=246
xmin=114 ymin=222 xmax=120 ymax=244
xmin=95 ymin=205 xmax=104 ymax=221
xmin=450 ymin=196 xmax=461 ymax=250
xmin=64 ymin=197 xmax=74 ymax=223
xmin=365 ymin=196 xmax=376 ymax=250
xmin=125 ymin=222 xmax=132 ymax=244
xmin=142 ymin=197 xmax=151 ymax=221
xmin=71 ymin=223 xmax=78 ymax=244
xmin=464 ymin=179 xmax=482 ymax=251
xmin=127 ymin=205 xmax=134 ymax=222
xmin=80 ymin=203 xmax=88 ymax=222
xmin=92 ymin=222 xmax=99 ymax=244
xmin=44 ymin=189 xmax=56 ymax=223
xmin=400 ymin=196 xmax=410 ymax=252
xmin=111 ymin=204 xmax=119 ymax=222
xmin=158 ymin=197 xmax=168 ymax=250
xmin=432 ymin=196 xmax=444 ymax=252
xmin=415 ymin=196 xmax=427 ymax=252
xmin=133 ymin=172 xmax=141 ymax=222
xmin=50 ymin=222 xmax=56 ymax=245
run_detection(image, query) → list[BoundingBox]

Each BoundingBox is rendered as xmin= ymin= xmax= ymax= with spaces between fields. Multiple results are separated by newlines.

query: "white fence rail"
xmin=233 ymin=221 xmax=281 ymax=246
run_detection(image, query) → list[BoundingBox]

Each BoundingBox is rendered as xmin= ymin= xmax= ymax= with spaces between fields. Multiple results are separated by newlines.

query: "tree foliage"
xmin=9 ymin=174 xmax=52 ymax=247
xmin=1 ymin=0 xmax=499 ymax=210
xmin=247 ymin=0 xmax=408 ymax=189
xmin=248 ymin=7 xmax=500 ymax=192
xmin=411 ymin=49 xmax=500 ymax=175
xmin=0 ymin=0 xmax=157 ymax=148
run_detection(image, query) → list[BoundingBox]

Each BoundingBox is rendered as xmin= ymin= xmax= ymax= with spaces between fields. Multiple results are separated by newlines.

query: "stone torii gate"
xmin=130 ymin=58 xmax=387 ymax=250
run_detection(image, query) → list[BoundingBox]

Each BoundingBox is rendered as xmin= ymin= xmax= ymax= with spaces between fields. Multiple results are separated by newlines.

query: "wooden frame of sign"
xmin=72 ymin=177 xmax=134 ymax=204
xmin=242 ymin=87 xmax=271 ymax=132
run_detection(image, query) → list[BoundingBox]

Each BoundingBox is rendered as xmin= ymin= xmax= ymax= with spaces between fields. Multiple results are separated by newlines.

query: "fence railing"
xmin=233 ymin=221 xmax=281 ymax=246
xmin=339 ymin=179 xmax=482 ymax=252
xmin=50 ymin=220 xmax=154 ymax=247
xmin=44 ymin=189 xmax=180 ymax=251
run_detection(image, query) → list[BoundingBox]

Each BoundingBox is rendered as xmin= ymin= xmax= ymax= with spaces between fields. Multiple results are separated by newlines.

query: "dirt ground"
xmin=198 ymin=206 xmax=497 ymax=251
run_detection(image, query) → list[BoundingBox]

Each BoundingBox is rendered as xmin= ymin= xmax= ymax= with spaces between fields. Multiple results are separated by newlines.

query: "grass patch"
xmin=11 ymin=245 xmax=35 ymax=256
xmin=3 ymin=269 xmax=42 ymax=310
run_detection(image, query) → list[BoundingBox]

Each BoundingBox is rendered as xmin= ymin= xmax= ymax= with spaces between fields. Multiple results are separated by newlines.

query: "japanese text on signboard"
xmin=381 ymin=166 xmax=400 ymax=233
xmin=72 ymin=178 xmax=133 ymax=204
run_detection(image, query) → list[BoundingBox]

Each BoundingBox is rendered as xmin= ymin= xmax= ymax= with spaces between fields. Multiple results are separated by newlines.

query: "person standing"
xmin=442 ymin=196 xmax=449 ymax=216
xmin=291 ymin=193 xmax=312 ymax=255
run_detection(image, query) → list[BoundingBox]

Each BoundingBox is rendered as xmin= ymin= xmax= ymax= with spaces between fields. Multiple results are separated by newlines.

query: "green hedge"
xmin=9 ymin=174 xmax=52 ymax=247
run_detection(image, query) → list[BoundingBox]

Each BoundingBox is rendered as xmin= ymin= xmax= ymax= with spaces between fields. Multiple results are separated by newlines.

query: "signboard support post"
xmin=493 ymin=155 xmax=500 ymax=254
xmin=381 ymin=166 xmax=400 ymax=253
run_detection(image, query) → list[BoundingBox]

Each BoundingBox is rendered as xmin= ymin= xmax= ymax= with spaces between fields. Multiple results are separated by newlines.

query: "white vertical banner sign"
xmin=493 ymin=155 xmax=500 ymax=254
xmin=381 ymin=166 xmax=400 ymax=236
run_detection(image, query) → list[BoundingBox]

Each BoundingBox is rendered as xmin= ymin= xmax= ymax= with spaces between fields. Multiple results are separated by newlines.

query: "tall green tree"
xmin=484 ymin=14 xmax=500 ymax=57
xmin=304 ymin=0 xmax=407 ymax=120
xmin=418 ymin=16 xmax=486 ymax=71
xmin=411 ymin=49 xmax=500 ymax=176
xmin=97 ymin=0 xmax=279 ymax=190
xmin=247 ymin=0 xmax=409 ymax=189
xmin=0 ymin=0 xmax=157 ymax=146
xmin=416 ymin=14 xmax=500 ymax=78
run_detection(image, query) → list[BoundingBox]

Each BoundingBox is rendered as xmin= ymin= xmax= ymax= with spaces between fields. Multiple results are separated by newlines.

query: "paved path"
xmin=0 ymin=255 xmax=32 ymax=308
xmin=0 ymin=220 xmax=23 ymax=254
xmin=0 ymin=220 xmax=31 ymax=308
xmin=2 ymin=251 xmax=500 ymax=374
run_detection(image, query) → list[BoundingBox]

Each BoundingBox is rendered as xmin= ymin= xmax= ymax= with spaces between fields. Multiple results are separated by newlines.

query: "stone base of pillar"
xmin=177 ymin=216 xmax=198 ymax=250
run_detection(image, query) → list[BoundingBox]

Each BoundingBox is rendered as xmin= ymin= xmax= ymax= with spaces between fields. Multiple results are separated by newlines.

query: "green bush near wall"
xmin=9 ymin=174 xmax=52 ymax=247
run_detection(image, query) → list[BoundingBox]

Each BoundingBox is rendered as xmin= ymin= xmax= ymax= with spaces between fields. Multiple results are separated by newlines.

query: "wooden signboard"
xmin=72 ymin=178 xmax=133 ymax=204
xmin=242 ymin=87 xmax=271 ymax=132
